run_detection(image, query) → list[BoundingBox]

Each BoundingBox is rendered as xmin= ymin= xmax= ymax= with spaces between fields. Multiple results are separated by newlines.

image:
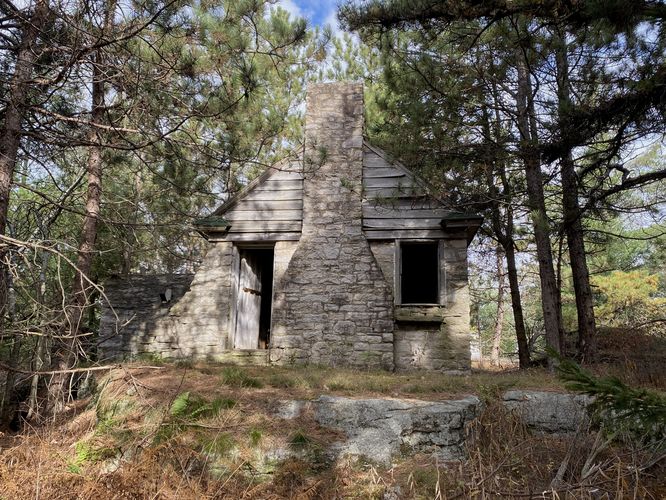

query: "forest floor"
xmin=0 ymin=328 xmax=664 ymax=499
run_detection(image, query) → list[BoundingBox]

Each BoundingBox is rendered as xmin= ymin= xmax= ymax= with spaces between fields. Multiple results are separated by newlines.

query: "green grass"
xmin=228 ymin=364 xmax=562 ymax=398
xmin=289 ymin=430 xmax=311 ymax=449
xmin=220 ymin=366 xmax=263 ymax=388
xmin=199 ymin=433 xmax=236 ymax=456
xmin=249 ymin=428 xmax=263 ymax=447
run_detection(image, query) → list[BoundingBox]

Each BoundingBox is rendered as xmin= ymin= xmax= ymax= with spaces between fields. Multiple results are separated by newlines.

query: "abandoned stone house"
xmin=99 ymin=82 xmax=482 ymax=371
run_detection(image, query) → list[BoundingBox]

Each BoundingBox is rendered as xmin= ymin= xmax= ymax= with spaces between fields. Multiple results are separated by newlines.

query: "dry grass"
xmin=0 ymin=360 xmax=663 ymax=499
xmin=587 ymin=327 xmax=666 ymax=389
xmin=205 ymin=362 xmax=563 ymax=400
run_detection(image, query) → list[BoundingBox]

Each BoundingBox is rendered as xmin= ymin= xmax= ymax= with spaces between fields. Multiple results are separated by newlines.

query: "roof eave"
xmin=440 ymin=215 xmax=484 ymax=244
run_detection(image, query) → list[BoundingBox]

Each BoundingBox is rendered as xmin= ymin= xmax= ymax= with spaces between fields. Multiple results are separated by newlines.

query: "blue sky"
xmin=278 ymin=0 xmax=342 ymax=33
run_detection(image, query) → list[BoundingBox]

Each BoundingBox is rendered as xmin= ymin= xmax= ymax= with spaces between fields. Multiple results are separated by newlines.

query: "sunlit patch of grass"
xmin=220 ymin=366 xmax=263 ymax=388
xmin=210 ymin=363 xmax=561 ymax=398
xmin=265 ymin=373 xmax=298 ymax=388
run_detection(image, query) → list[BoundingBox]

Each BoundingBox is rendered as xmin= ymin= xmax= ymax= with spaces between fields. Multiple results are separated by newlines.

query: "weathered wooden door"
xmin=234 ymin=252 xmax=262 ymax=349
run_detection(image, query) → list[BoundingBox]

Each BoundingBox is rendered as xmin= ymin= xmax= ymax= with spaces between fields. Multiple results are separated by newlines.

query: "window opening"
xmin=400 ymin=242 xmax=439 ymax=304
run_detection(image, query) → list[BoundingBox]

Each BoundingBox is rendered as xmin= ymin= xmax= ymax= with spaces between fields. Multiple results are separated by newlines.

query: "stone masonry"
xmin=391 ymin=239 xmax=472 ymax=372
xmin=98 ymin=243 xmax=235 ymax=360
xmin=98 ymin=274 xmax=193 ymax=360
xmin=270 ymin=83 xmax=395 ymax=369
xmin=98 ymin=82 xmax=479 ymax=372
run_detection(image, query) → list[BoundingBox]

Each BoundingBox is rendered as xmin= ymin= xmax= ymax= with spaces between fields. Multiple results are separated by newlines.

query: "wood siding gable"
xmin=362 ymin=142 xmax=452 ymax=239
xmin=207 ymin=160 xmax=303 ymax=241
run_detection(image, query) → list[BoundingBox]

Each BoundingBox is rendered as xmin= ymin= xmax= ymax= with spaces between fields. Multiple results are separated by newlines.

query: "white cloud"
xmin=323 ymin=8 xmax=342 ymax=37
xmin=275 ymin=0 xmax=312 ymax=19
xmin=276 ymin=0 xmax=304 ymax=19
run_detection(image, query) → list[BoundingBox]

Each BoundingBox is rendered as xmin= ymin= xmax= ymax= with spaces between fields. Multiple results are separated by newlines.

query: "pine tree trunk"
xmin=554 ymin=32 xmax=597 ymax=361
xmin=515 ymin=51 xmax=563 ymax=359
xmin=491 ymin=245 xmax=506 ymax=366
xmin=0 ymin=264 xmax=19 ymax=426
xmin=0 ymin=0 xmax=50 ymax=428
xmin=0 ymin=0 xmax=49 ymax=238
xmin=487 ymin=82 xmax=531 ymax=368
xmin=503 ymin=235 xmax=531 ymax=367
xmin=48 ymin=53 xmax=105 ymax=415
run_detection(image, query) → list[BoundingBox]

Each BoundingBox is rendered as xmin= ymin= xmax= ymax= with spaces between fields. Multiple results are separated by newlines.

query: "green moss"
xmin=249 ymin=428 xmax=263 ymax=447
xmin=73 ymin=440 xmax=117 ymax=466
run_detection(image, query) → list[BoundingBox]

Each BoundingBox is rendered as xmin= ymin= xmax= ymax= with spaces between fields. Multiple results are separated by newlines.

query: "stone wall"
xmin=98 ymin=274 xmax=193 ymax=360
xmin=392 ymin=238 xmax=472 ymax=372
xmin=99 ymin=243 xmax=235 ymax=360
xmin=439 ymin=238 xmax=473 ymax=370
xmin=271 ymin=82 xmax=395 ymax=369
xmin=368 ymin=241 xmax=395 ymax=286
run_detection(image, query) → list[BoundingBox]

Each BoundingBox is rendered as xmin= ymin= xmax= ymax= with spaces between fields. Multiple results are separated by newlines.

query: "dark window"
xmin=400 ymin=242 xmax=439 ymax=304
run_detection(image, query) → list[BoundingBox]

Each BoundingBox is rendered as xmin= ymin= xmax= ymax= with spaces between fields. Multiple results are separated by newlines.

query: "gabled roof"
xmin=361 ymin=141 xmax=482 ymax=242
xmin=195 ymin=142 xmax=482 ymax=243
xmin=194 ymin=158 xmax=304 ymax=241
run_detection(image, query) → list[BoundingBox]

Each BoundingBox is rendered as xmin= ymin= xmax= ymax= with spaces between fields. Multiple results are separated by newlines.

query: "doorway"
xmin=233 ymin=247 xmax=274 ymax=349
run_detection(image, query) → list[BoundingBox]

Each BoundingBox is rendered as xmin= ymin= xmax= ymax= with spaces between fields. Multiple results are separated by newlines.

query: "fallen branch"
xmin=0 ymin=362 xmax=164 ymax=375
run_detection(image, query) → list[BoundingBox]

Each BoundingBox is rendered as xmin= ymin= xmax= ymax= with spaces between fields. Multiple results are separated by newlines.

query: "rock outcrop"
xmin=503 ymin=390 xmax=593 ymax=433
xmin=271 ymin=391 xmax=594 ymax=465
xmin=276 ymin=395 xmax=481 ymax=465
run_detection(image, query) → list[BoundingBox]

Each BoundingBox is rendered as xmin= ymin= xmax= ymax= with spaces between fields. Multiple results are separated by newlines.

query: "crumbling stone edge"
xmin=272 ymin=390 xmax=592 ymax=465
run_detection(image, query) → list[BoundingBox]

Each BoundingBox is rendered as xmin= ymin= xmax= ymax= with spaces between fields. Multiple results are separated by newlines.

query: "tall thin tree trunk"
xmin=27 ymin=251 xmax=50 ymax=420
xmin=515 ymin=50 xmax=563 ymax=359
xmin=502 ymin=230 xmax=531 ymax=366
xmin=48 ymin=51 xmax=106 ymax=414
xmin=0 ymin=0 xmax=49 ymax=239
xmin=487 ymin=82 xmax=532 ymax=368
xmin=0 ymin=262 xmax=19 ymax=425
xmin=491 ymin=245 xmax=506 ymax=367
xmin=554 ymin=32 xmax=597 ymax=361
xmin=0 ymin=0 xmax=50 ymax=427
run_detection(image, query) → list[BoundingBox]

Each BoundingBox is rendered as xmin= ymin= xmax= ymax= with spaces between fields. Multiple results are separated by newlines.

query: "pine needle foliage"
xmin=155 ymin=391 xmax=235 ymax=444
xmin=555 ymin=353 xmax=666 ymax=443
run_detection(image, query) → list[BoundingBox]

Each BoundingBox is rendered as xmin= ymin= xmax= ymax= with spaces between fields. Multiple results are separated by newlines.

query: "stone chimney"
xmin=271 ymin=82 xmax=395 ymax=369
xmin=302 ymin=82 xmax=365 ymax=237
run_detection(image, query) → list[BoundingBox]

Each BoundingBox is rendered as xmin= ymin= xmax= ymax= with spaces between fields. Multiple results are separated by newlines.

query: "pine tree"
xmin=556 ymin=353 xmax=666 ymax=443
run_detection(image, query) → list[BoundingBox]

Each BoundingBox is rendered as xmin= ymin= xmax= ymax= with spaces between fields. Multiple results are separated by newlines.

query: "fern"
xmin=169 ymin=391 xmax=192 ymax=418
xmin=169 ymin=392 xmax=233 ymax=421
